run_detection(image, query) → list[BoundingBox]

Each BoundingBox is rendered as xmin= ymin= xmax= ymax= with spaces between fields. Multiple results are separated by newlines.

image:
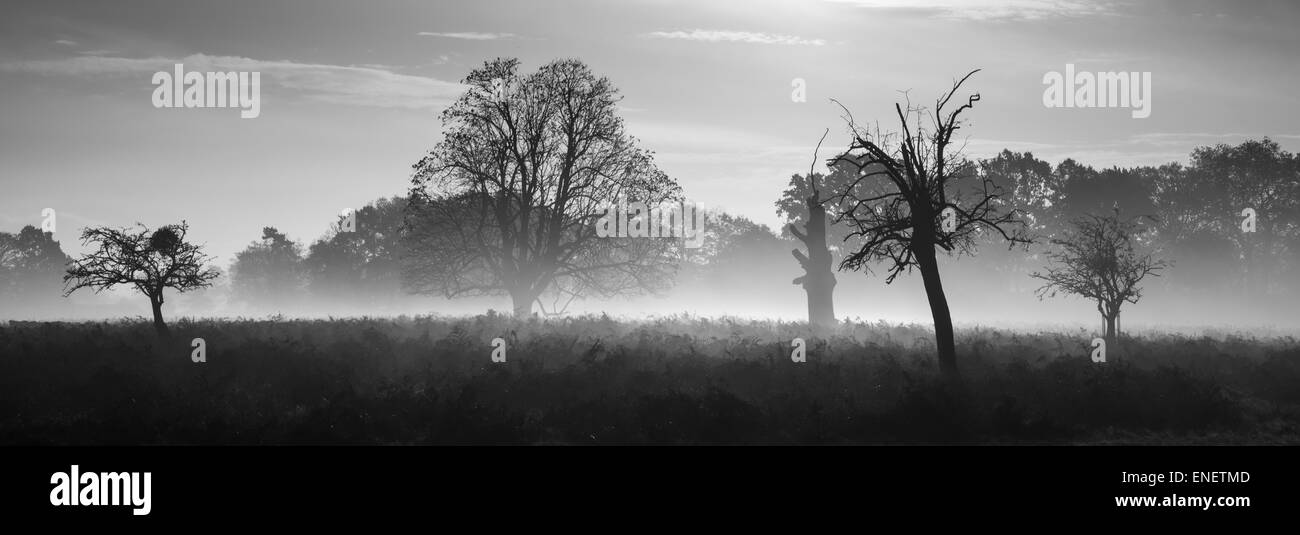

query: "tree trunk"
xmin=914 ymin=241 xmax=957 ymax=381
xmin=790 ymin=199 xmax=837 ymax=329
xmin=1243 ymin=239 xmax=1259 ymax=298
xmin=1102 ymin=298 xmax=1122 ymax=361
xmin=1104 ymin=313 xmax=1116 ymax=346
xmin=1262 ymin=228 xmax=1275 ymax=297
xmin=510 ymin=288 xmax=535 ymax=318
xmin=805 ymin=274 xmax=836 ymax=328
xmin=149 ymin=294 xmax=169 ymax=338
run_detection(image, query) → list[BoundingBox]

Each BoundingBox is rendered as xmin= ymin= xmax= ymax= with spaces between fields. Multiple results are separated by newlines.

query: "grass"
xmin=1 ymin=314 xmax=1297 ymax=444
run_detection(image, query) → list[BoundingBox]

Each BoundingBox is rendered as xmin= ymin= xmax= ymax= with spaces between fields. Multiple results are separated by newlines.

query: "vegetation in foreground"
xmin=1 ymin=315 xmax=1297 ymax=444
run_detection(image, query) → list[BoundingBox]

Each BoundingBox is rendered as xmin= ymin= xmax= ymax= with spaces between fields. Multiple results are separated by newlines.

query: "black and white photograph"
xmin=0 ymin=0 xmax=1296 ymax=522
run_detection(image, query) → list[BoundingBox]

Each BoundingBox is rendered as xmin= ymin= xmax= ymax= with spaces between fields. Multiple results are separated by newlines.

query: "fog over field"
xmin=1 ymin=0 xmax=1299 ymax=448
xmin=13 ymin=261 xmax=1300 ymax=337
xmin=2 ymin=1 xmax=1296 ymax=338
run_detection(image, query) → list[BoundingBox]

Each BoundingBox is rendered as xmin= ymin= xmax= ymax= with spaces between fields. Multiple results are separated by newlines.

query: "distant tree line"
xmin=227 ymin=196 xmax=410 ymax=313
xmin=14 ymin=59 xmax=1294 ymax=374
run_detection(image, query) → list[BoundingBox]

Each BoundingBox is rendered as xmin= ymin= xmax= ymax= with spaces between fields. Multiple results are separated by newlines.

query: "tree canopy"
xmin=403 ymin=58 xmax=682 ymax=316
xmin=64 ymin=222 xmax=219 ymax=335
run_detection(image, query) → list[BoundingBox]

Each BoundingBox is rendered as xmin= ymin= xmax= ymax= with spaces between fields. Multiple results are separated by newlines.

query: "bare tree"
xmin=404 ymin=58 xmax=682 ymax=317
xmin=829 ymin=70 xmax=1029 ymax=381
xmin=64 ymin=222 xmax=219 ymax=337
xmin=1033 ymin=210 xmax=1168 ymax=347
xmin=786 ymin=129 xmax=837 ymax=328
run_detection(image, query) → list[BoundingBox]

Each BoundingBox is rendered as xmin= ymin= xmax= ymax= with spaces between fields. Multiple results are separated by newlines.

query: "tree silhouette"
xmin=1188 ymin=138 xmax=1299 ymax=298
xmin=971 ymin=151 xmax=1058 ymax=294
xmin=828 ymin=70 xmax=1029 ymax=381
xmin=0 ymin=226 xmax=71 ymax=316
xmin=64 ymin=222 xmax=219 ymax=337
xmin=783 ymin=130 xmax=836 ymax=328
xmin=977 ymin=150 xmax=1058 ymax=238
xmin=404 ymin=58 xmax=681 ymax=316
xmin=1053 ymin=164 xmax=1156 ymax=232
xmin=305 ymin=197 xmax=408 ymax=307
xmin=1033 ymin=210 xmax=1167 ymax=348
xmin=230 ymin=226 xmax=306 ymax=312
xmin=681 ymin=211 xmax=790 ymax=280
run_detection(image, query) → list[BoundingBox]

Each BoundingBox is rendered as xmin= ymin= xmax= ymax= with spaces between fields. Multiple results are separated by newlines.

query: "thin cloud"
xmin=645 ymin=30 xmax=826 ymax=46
xmin=825 ymin=0 xmax=1119 ymax=21
xmin=0 ymin=53 xmax=466 ymax=110
xmin=965 ymin=138 xmax=1062 ymax=153
xmin=417 ymin=31 xmax=517 ymax=40
xmin=54 ymin=39 xmax=78 ymax=46
xmin=1067 ymin=55 xmax=1152 ymax=64
xmin=965 ymin=132 xmax=1300 ymax=169
xmin=1129 ymin=132 xmax=1300 ymax=146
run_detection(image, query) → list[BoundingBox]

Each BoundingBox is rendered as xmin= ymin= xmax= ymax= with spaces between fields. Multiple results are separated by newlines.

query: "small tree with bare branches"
xmin=64 ymin=222 xmax=220 ymax=337
xmin=1032 ymin=210 xmax=1167 ymax=348
xmin=829 ymin=70 xmax=1029 ymax=381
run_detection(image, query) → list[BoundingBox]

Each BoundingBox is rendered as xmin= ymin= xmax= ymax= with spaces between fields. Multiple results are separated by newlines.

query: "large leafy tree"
xmin=1137 ymin=162 xmax=1231 ymax=294
xmin=230 ymin=227 xmax=306 ymax=312
xmin=1053 ymin=164 xmax=1157 ymax=230
xmin=0 ymin=226 xmax=71 ymax=316
xmin=64 ymin=222 xmax=219 ymax=336
xmin=1187 ymin=138 xmax=1300 ymax=297
xmin=305 ymin=197 xmax=408 ymax=307
xmin=404 ymin=58 xmax=681 ymax=316
xmin=971 ymin=151 xmax=1059 ymax=294
xmin=977 ymin=150 xmax=1057 ymax=238
xmin=680 ymin=211 xmax=790 ymax=281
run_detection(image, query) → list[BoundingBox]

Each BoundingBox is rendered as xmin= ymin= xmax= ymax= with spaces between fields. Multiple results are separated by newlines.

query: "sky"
xmin=2 ymin=0 xmax=1299 ymax=269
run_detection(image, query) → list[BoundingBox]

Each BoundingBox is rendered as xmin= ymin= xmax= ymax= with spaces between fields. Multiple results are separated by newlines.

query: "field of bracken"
xmin=2 ymin=315 xmax=1298 ymax=444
